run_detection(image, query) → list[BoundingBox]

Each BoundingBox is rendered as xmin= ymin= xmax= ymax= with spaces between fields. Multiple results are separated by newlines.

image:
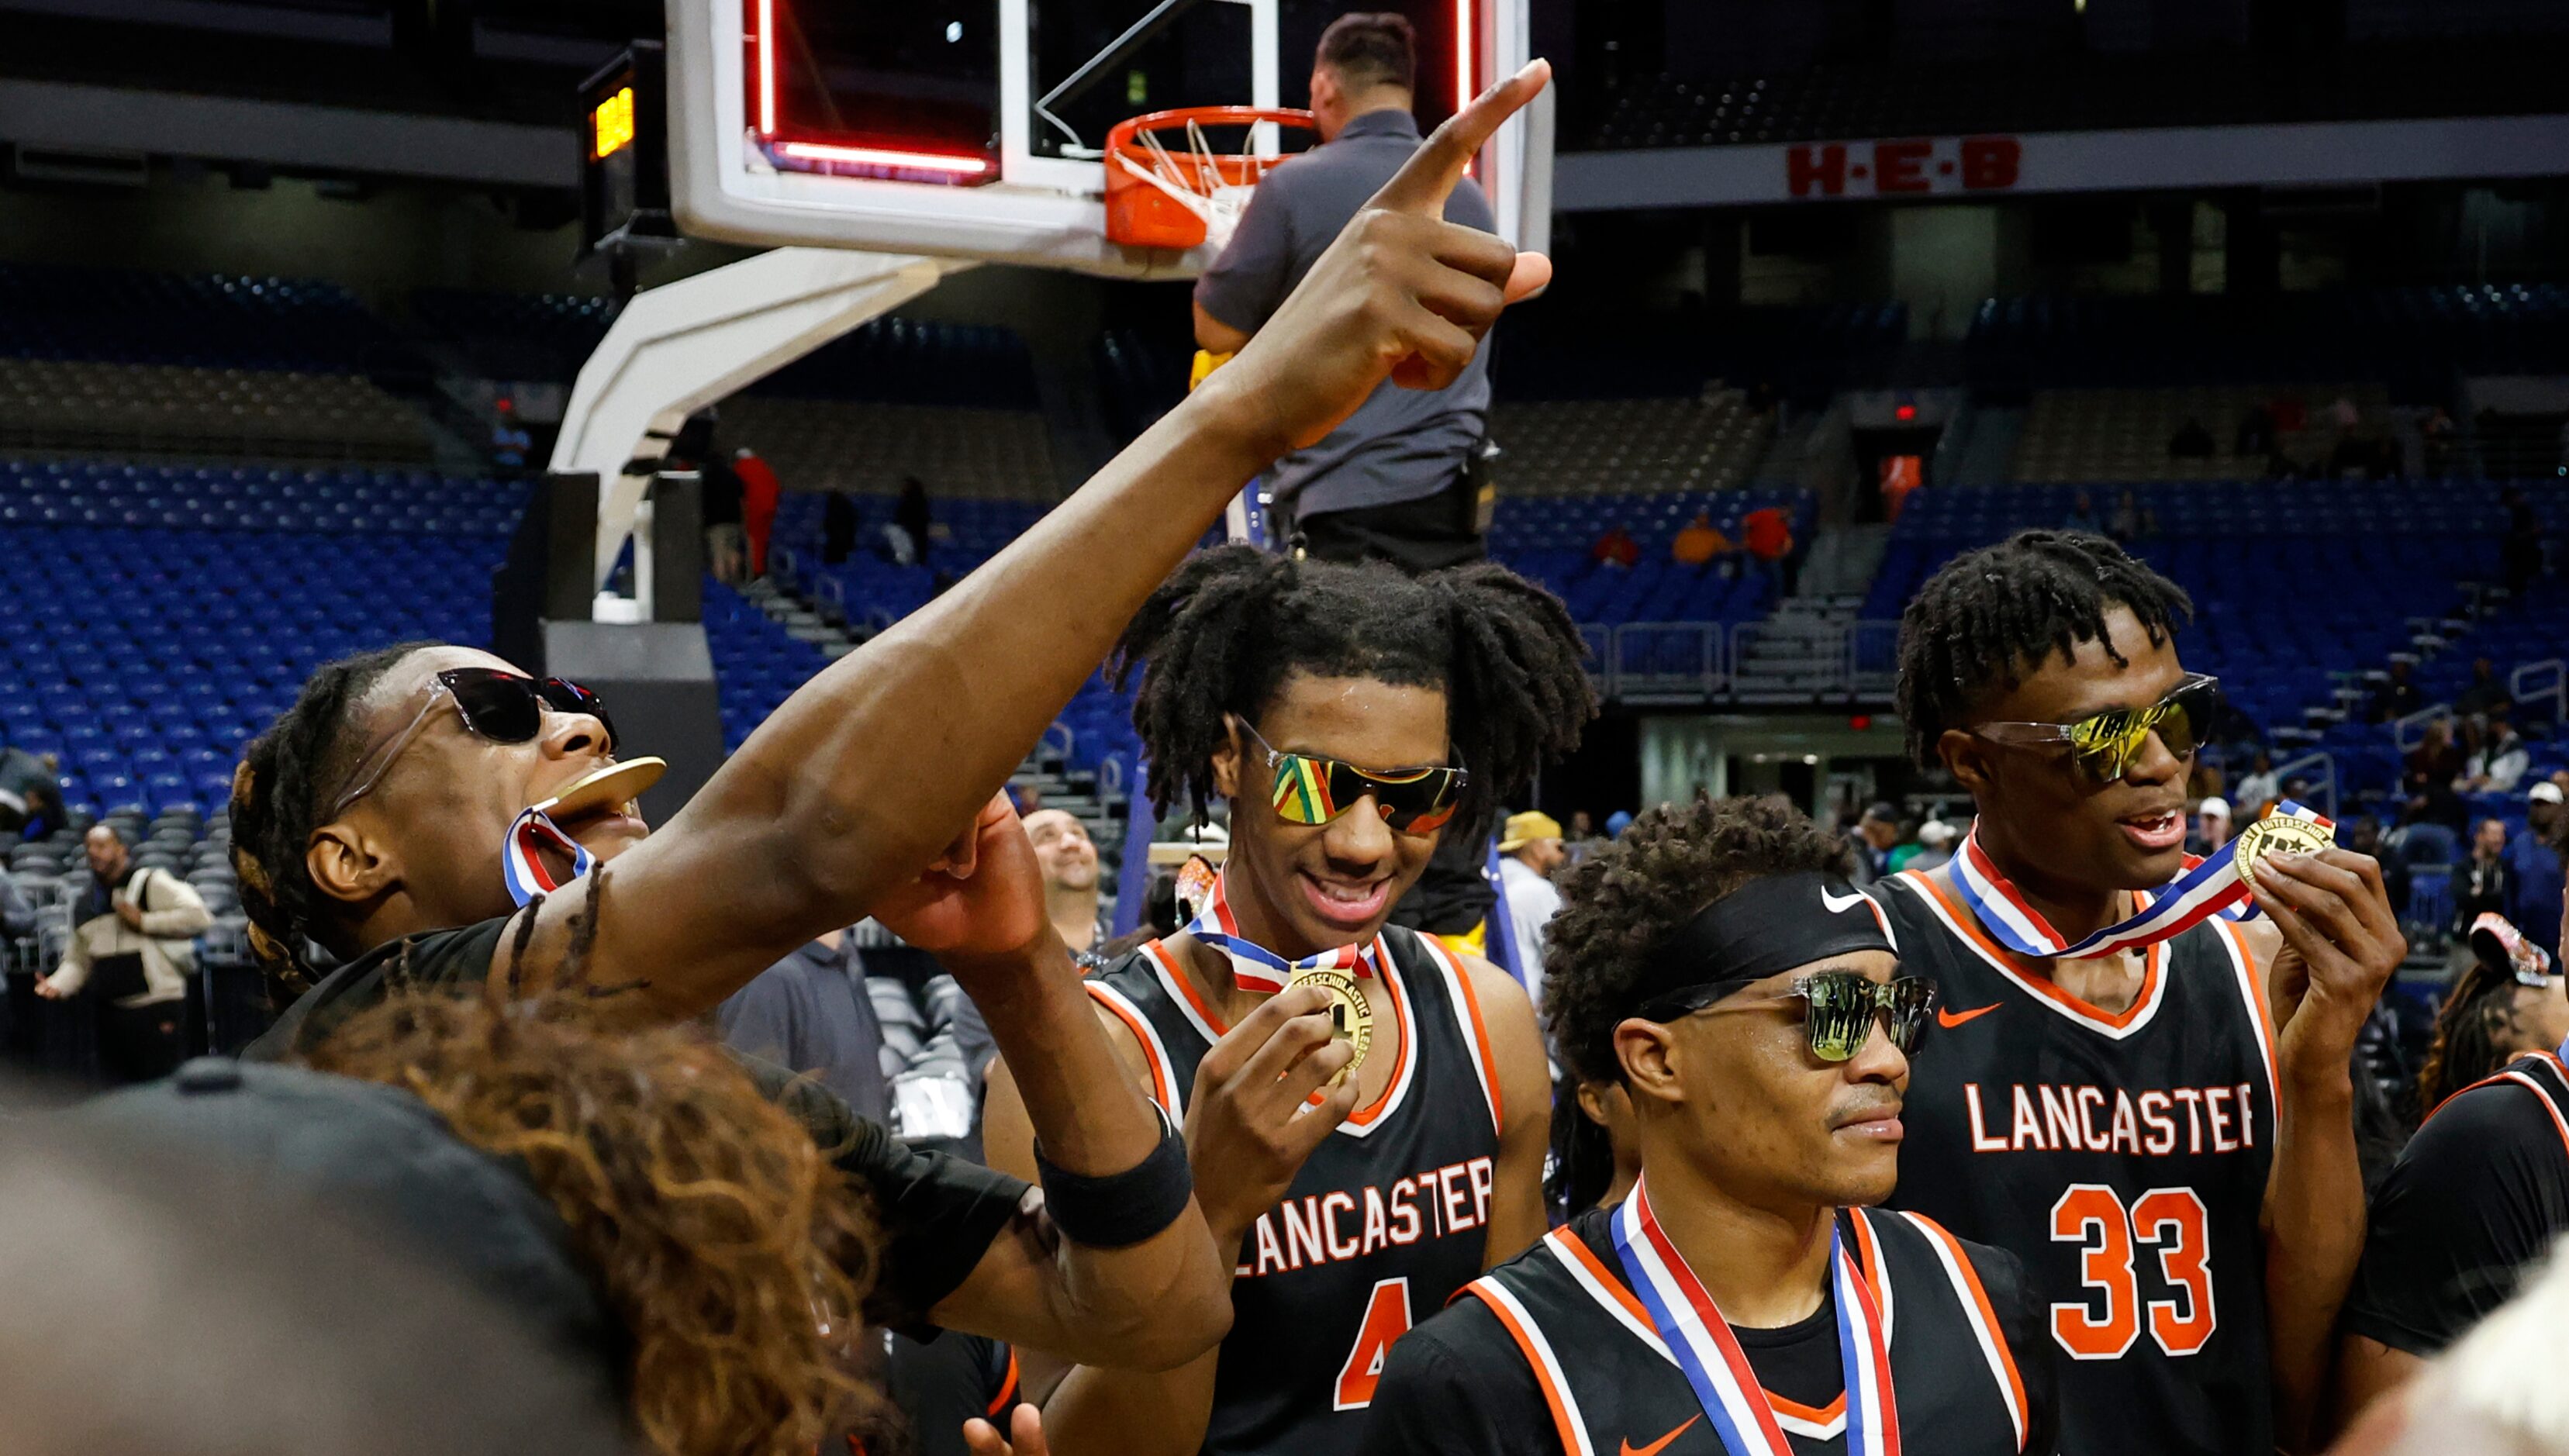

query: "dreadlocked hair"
xmin=1894 ymin=530 xmax=2194 ymax=766
xmin=1110 ymin=544 xmax=1594 ymax=837
xmin=1542 ymin=795 xmax=1850 ymax=1087
xmin=301 ymin=988 xmax=881 ymax=1456
xmin=2415 ymin=953 xmax=2530 ymax=1113
xmin=230 ymin=641 xmax=435 ymax=1010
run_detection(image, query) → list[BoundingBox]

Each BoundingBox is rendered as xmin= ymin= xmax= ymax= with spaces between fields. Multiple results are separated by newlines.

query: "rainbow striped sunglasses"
xmin=1232 ymin=718 xmax=1468 ymax=834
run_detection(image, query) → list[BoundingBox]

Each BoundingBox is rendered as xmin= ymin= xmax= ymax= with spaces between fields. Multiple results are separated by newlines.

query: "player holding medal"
xmin=980 ymin=544 xmax=1590 ymax=1456
xmin=1362 ymin=796 xmax=2057 ymax=1456
xmin=1873 ymin=531 xmax=2405 ymax=1456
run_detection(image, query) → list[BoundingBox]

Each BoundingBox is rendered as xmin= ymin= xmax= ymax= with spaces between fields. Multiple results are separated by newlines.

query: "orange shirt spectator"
xmin=1742 ymin=505 xmax=1794 ymax=561
xmin=1670 ymin=513 xmax=1732 ymax=567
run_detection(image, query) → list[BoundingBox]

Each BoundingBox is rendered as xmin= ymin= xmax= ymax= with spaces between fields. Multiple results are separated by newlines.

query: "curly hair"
xmin=230 ymin=641 xmax=434 ymax=1008
xmin=1542 ymin=795 xmax=1853 ymax=1085
xmin=301 ymin=988 xmax=881 ymax=1456
xmin=1110 ymin=545 xmax=1594 ymax=837
xmin=2415 ymin=954 xmax=2531 ymax=1113
xmin=1894 ymin=530 xmax=2194 ymax=767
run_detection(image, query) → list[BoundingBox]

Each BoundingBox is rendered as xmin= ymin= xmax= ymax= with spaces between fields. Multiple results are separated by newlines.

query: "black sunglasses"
xmin=327 ymin=668 xmax=616 ymax=817
xmin=1635 ymin=969 xmax=1939 ymax=1063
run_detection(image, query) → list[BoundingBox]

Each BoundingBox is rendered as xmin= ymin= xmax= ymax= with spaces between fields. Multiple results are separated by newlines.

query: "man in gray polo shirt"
xmin=1193 ymin=11 xmax=1497 ymax=571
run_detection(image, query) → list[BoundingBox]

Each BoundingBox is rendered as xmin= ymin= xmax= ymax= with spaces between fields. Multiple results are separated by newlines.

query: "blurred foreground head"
xmin=298 ymin=992 xmax=886 ymax=1456
xmin=2 ymin=987 xmax=884 ymax=1456
xmin=0 ymin=1075 xmax=629 ymax=1456
xmin=2334 ymin=1238 xmax=2569 ymax=1456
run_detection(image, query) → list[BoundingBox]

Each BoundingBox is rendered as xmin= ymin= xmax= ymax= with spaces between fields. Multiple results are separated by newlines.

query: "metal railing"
xmin=2270 ymin=750 xmax=2340 ymax=821
xmin=1847 ymin=621 xmax=1902 ymax=699
xmin=2512 ymin=659 xmax=2566 ymax=726
xmin=1611 ymin=623 xmax=1726 ymax=701
xmin=1039 ymin=721 xmax=1075 ymax=768
xmin=2392 ymin=702 xmax=2453 ymax=753
xmin=1570 ymin=619 xmax=1910 ymax=704
xmin=1576 ymin=624 xmax=1614 ymax=698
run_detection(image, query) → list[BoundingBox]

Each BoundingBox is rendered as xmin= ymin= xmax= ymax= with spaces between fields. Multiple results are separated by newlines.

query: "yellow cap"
xmin=1498 ymin=811 xmax=1565 ymax=853
xmin=1189 ymin=348 xmax=1235 ymax=392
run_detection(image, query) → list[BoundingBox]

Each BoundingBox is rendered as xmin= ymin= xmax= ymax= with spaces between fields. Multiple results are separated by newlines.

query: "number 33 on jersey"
xmin=1873 ymin=874 xmax=2280 ymax=1456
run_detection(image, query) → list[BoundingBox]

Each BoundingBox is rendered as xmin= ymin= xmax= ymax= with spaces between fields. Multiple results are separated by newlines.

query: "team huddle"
xmin=80 ymin=53 xmax=2550 ymax=1456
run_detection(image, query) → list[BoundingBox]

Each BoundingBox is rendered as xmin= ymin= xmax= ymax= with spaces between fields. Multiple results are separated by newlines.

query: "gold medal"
xmin=2232 ymin=812 xmax=2334 ymax=878
xmin=533 ymin=756 xmax=668 ymax=819
xmin=1286 ymin=965 xmax=1373 ymax=1089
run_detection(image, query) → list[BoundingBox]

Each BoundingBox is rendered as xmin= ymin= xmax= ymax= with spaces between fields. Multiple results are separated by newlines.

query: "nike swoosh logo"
xmin=1621 ymin=1416 xmax=1701 ymax=1456
xmin=1820 ymin=888 xmax=1870 ymax=914
xmin=1938 ymin=1002 xmax=2001 ymax=1029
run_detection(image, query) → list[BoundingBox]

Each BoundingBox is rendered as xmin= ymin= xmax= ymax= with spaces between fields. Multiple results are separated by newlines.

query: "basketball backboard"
xmin=665 ymin=0 xmax=1549 ymax=278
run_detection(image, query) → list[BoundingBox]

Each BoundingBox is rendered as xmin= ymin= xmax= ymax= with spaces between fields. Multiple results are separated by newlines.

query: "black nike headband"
xmin=1627 ymin=871 xmax=1897 ymax=1016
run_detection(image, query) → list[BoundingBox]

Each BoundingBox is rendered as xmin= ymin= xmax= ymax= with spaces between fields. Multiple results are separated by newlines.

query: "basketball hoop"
xmin=1105 ymin=106 xmax=1317 ymax=252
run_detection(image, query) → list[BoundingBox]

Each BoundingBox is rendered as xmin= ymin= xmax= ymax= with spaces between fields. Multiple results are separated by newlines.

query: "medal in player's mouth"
xmin=1299 ymin=871 xmax=1394 ymax=931
xmin=2117 ymin=807 xmax=2187 ymax=852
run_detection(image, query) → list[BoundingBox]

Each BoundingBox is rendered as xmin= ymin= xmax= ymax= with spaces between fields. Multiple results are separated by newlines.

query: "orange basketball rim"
xmin=1105 ymin=106 xmax=1318 ymax=251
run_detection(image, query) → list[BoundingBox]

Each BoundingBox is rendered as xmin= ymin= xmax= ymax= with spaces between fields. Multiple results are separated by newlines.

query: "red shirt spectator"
xmin=1590 ymin=526 xmax=1640 ymax=569
xmin=734 ymin=448 xmax=781 ymax=577
xmin=1742 ymin=505 xmax=1794 ymax=561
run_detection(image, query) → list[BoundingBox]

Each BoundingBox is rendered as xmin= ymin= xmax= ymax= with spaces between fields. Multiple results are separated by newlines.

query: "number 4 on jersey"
xmin=1334 ymin=1278 xmax=1415 ymax=1409
xmin=2049 ymin=1184 xmax=2215 ymax=1360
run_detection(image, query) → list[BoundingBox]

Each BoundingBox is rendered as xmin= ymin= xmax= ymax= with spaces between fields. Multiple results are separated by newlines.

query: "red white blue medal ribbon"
xmin=1611 ymin=1177 xmax=1899 ymax=1456
xmin=502 ymin=806 xmax=595 ymax=907
xmin=1953 ymin=799 xmax=2332 ymax=960
xmin=1179 ymin=868 xmax=1378 ymax=995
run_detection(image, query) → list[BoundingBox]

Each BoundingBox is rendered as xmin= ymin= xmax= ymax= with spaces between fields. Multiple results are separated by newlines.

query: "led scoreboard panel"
xmin=580 ymin=43 xmax=676 ymax=257
xmin=593 ymin=85 xmax=637 ymax=160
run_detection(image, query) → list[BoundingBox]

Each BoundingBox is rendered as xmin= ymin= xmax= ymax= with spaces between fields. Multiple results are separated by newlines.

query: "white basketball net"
xmin=1124 ymin=118 xmax=1289 ymax=251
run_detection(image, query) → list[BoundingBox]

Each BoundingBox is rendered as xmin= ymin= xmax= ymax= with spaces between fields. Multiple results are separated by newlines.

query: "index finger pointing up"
xmin=1366 ymin=58 xmax=1552 ymax=217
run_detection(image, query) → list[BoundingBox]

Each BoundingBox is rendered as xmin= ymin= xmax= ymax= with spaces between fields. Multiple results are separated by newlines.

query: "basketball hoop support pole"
xmin=548 ymin=246 xmax=971 ymax=610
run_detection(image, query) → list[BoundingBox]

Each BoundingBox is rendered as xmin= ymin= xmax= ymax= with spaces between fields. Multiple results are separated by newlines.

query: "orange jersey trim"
xmin=2430 ymin=1051 xmax=2569 ymax=1159
xmin=1468 ymin=1283 xmax=1589 ymax=1456
xmin=1083 ymin=981 xmax=1176 ymax=1112
xmin=1905 ymin=1211 xmax=2029 ymax=1443
xmin=1143 ymin=938 xmax=1231 ymax=1036
xmin=1902 ymin=871 xmax=2166 ymax=1032
xmin=1145 ymin=933 xmax=1417 ymax=1129
xmin=1345 ymin=952 xmax=1415 ymax=1127
xmin=1550 ymin=1227 xmax=1657 ymax=1330
xmin=2211 ymin=916 xmax=2281 ymax=1106
xmin=1846 ymin=1206 xmax=1887 ymax=1303
xmin=989 ymin=1347 xmax=1020 ymax=1416
xmin=1766 ymin=1390 xmax=1846 ymax=1427
xmin=1423 ymin=935 xmax=1507 ymax=1137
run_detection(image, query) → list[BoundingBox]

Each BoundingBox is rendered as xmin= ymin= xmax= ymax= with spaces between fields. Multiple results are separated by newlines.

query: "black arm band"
xmin=1030 ymin=1104 xmax=1195 ymax=1250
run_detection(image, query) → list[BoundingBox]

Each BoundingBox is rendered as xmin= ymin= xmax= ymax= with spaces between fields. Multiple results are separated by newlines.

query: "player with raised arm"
xmin=226 ymin=64 xmax=1559 ymax=1385
xmin=982 ymin=545 xmax=1593 ymax=1456
xmin=1873 ymin=530 xmax=2403 ymax=1454
xmin=1362 ymin=796 xmax=2057 ymax=1456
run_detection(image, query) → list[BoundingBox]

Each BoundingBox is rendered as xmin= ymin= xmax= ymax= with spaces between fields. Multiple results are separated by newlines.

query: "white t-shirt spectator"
xmin=2471 ymin=733 xmax=2532 ymax=793
xmin=2234 ymin=768 xmax=2282 ymax=809
xmin=1497 ymin=856 xmax=1562 ymax=1009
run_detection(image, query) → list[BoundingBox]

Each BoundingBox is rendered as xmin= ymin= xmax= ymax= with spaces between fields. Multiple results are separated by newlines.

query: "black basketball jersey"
xmin=2342 ymin=1051 xmax=2569 ymax=1358
xmin=1086 ymin=927 xmax=1510 ymax=1456
xmin=1871 ymin=870 xmax=2277 ymax=1456
xmin=1458 ymin=1206 xmax=2035 ymax=1456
